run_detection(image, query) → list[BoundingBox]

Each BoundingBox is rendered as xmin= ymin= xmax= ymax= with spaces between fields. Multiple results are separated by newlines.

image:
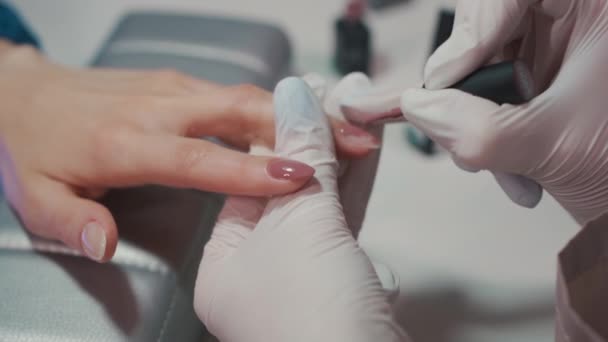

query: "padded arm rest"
xmin=94 ymin=12 xmax=292 ymax=89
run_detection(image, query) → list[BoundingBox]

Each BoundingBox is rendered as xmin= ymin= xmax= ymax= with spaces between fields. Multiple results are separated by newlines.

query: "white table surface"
xmin=15 ymin=1 xmax=578 ymax=341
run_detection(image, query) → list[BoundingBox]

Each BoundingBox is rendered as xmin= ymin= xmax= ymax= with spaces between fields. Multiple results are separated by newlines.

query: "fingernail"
xmin=81 ymin=221 xmax=106 ymax=262
xmin=338 ymin=124 xmax=380 ymax=149
xmin=266 ymin=158 xmax=315 ymax=181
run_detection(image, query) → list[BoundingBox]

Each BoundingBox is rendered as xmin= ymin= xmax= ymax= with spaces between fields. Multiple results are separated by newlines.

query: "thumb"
xmin=401 ymin=88 xmax=543 ymax=207
xmin=194 ymin=144 xmax=270 ymax=327
xmin=18 ymin=178 xmax=118 ymax=262
xmin=425 ymin=0 xmax=535 ymax=89
xmin=258 ymin=77 xmax=348 ymax=235
xmin=273 ymin=77 xmax=336 ymax=180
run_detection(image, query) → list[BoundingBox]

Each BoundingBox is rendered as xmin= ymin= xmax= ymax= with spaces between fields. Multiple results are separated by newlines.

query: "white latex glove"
xmin=303 ymin=72 xmax=384 ymax=238
xmin=348 ymin=0 xmax=608 ymax=224
xmin=194 ymin=77 xmax=409 ymax=342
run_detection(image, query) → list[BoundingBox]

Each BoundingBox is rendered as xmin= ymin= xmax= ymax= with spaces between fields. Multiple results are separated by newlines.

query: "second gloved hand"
xmin=399 ymin=0 xmax=608 ymax=224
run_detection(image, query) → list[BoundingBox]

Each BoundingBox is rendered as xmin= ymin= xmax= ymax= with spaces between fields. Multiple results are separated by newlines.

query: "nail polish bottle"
xmin=334 ymin=0 xmax=372 ymax=75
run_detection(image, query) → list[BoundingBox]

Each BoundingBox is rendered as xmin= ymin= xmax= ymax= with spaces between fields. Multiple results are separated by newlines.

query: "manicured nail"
xmin=266 ymin=158 xmax=315 ymax=181
xmin=81 ymin=221 xmax=106 ymax=262
xmin=338 ymin=124 xmax=380 ymax=149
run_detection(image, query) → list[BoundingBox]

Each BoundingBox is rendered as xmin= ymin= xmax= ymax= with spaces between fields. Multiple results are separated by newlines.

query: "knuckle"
xmin=90 ymin=123 xmax=138 ymax=167
xmin=230 ymin=84 xmax=267 ymax=107
xmin=18 ymin=193 xmax=44 ymax=234
xmin=226 ymin=83 xmax=271 ymax=122
xmin=151 ymin=69 xmax=197 ymax=91
xmin=4 ymin=176 xmax=77 ymax=247
xmin=116 ymin=95 xmax=162 ymax=117
xmin=455 ymin=115 xmax=500 ymax=170
xmin=17 ymin=188 xmax=62 ymax=241
xmin=157 ymin=69 xmax=182 ymax=81
xmin=232 ymin=83 xmax=261 ymax=95
xmin=173 ymin=141 xmax=209 ymax=177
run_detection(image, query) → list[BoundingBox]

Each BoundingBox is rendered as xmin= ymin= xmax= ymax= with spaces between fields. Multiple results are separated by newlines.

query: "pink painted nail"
xmin=81 ymin=221 xmax=106 ymax=262
xmin=267 ymin=158 xmax=315 ymax=181
xmin=338 ymin=124 xmax=380 ymax=149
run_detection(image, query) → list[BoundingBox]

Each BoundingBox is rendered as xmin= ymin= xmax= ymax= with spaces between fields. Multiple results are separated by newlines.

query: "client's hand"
xmin=0 ymin=41 xmax=378 ymax=262
xmin=194 ymin=77 xmax=409 ymax=342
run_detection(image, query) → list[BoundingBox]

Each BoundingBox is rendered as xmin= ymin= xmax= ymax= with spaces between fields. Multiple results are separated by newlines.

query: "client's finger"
xmin=105 ymin=133 xmax=314 ymax=196
xmin=161 ymin=85 xmax=377 ymax=158
xmin=17 ymin=177 xmax=118 ymax=262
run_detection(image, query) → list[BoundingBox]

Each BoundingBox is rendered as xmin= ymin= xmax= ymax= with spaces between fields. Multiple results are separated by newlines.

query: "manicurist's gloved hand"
xmin=389 ymin=0 xmax=608 ymax=224
xmin=194 ymin=77 xmax=409 ymax=342
xmin=303 ymin=71 xmax=384 ymax=237
xmin=0 ymin=41 xmax=377 ymax=262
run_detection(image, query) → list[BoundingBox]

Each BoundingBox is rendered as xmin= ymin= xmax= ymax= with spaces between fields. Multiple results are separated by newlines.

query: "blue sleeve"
xmin=0 ymin=2 xmax=40 ymax=48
